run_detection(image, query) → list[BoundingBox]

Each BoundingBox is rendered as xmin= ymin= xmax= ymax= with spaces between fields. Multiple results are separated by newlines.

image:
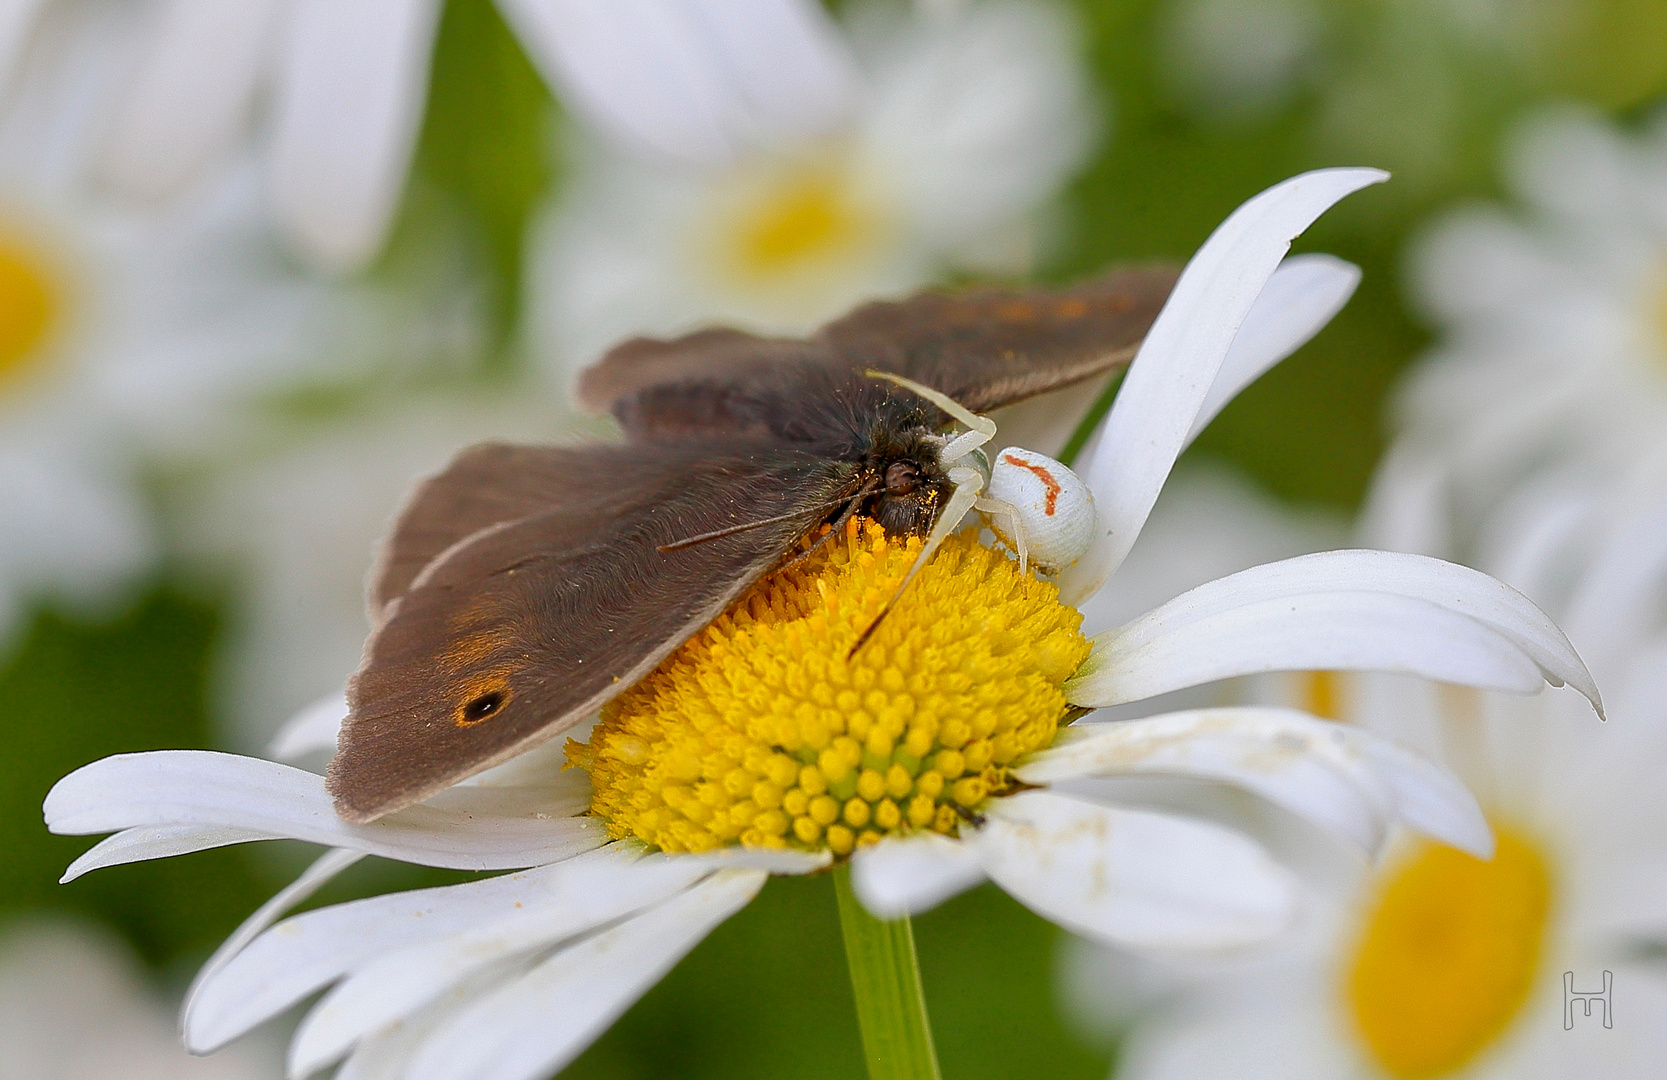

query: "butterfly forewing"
xmin=329 ymin=442 xmax=858 ymax=823
xmin=578 ymin=265 xmax=1178 ymax=440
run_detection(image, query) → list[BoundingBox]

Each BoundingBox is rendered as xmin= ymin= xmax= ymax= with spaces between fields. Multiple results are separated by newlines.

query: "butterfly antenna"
xmin=849 ymin=467 xmax=984 ymax=659
xmin=657 ymin=496 xmax=853 ymax=551
xmin=778 ymin=475 xmax=882 ymax=571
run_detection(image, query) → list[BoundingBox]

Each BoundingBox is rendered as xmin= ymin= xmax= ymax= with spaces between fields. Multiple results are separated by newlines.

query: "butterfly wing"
xmin=577 ymin=265 xmax=1178 ymax=439
xmin=330 ymin=440 xmax=860 ymax=823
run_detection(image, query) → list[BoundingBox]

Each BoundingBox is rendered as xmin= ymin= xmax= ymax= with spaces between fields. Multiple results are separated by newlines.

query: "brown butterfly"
xmin=327 ymin=266 xmax=1178 ymax=823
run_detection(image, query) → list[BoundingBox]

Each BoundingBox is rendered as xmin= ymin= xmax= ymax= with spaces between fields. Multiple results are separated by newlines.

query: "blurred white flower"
xmin=1159 ymin=0 xmax=1327 ymax=121
xmin=1101 ymin=456 xmax=1667 ymax=1080
xmin=44 ymin=170 xmax=1604 ymax=1080
xmin=0 ymin=1 xmax=473 ymax=651
xmin=1384 ymin=106 xmax=1667 ymax=551
xmin=526 ymin=0 xmax=1097 ymax=388
xmin=0 ymin=917 xmax=280 ymax=1080
xmin=177 ymin=387 xmax=590 ymax=753
xmin=2 ymin=0 xmax=856 ymax=275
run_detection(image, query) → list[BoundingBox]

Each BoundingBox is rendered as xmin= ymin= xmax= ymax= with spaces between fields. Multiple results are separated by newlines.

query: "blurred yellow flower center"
xmin=1345 ymin=823 xmax=1553 ymax=1078
xmin=724 ymin=162 xmax=881 ymax=281
xmin=570 ymin=517 xmax=1089 ymax=856
xmin=0 ymin=233 xmax=58 ymax=390
xmin=1301 ymin=670 xmax=1344 ymax=719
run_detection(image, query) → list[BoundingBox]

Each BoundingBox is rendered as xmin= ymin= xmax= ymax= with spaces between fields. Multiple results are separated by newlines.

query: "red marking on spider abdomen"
xmin=1001 ymin=453 xmax=1061 ymax=515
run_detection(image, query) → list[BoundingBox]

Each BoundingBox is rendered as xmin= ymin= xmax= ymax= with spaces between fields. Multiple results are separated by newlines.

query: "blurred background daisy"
xmin=7 ymin=0 xmax=1667 ymax=1078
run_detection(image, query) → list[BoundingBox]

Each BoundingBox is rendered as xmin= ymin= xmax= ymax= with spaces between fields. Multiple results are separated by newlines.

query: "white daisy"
xmin=0 ymin=1 xmax=464 ymax=650
xmin=12 ymin=0 xmax=857 ymax=274
xmin=45 ymin=170 xmax=1600 ymax=1080
xmin=0 ymin=917 xmax=280 ymax=1080
xmin=1107 ymin=449 xmax=1667 ymax=1080
xmin=525 ymin=0 xmax=1096 ymax=387
xmin=1380 ymin=105 xmax=1667 ymax=552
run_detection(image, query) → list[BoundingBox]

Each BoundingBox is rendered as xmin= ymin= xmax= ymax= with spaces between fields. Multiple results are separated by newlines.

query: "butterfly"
xmin=327 ymin=266 xmax=1177 ymax=823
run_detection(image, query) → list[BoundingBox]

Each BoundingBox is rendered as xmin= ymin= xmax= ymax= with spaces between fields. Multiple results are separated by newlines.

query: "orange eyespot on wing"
xmin=327 ymin=443 xmax=858 ymax=824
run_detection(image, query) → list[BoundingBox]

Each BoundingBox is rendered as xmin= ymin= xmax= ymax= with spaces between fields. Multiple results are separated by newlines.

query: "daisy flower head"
xmin=4 ymin=0 xmax=867 ymax=275
xmin=46 ymin=170 xmax=1601 ymax=1080
xmin=1381 ymin=105 xmax=1667 ymax=553
xmin=0 ymin=1 xmax=461 ymax=650
xmin=1107 ymin=449 xmax=1667 ymax=1080
xmin=526 ymin=0 xmax=1097 ymax=389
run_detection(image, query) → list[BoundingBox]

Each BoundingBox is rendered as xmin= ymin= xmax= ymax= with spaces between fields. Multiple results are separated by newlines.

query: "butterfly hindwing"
xmin=330 ymin=441 xmax=860 ymax=823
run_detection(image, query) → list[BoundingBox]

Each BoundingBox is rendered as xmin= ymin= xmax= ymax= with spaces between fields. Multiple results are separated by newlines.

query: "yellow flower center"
xmin=0 ymin=230 xmax=59 ymax=392
xmin=1300 ymin=670 xmax=1344 ymax=720
xmin=1345 ymin=823 xmax=1553 ymax=1078
xmin=712 ymin=152 xmax=885 ymax=285
xmin=570 ymin=518 xmax=1090 ymax=857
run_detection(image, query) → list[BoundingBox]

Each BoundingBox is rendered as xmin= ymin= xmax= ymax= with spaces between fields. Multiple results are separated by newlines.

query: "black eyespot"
xmin=461 ymin=691 xmax=505 ymax=724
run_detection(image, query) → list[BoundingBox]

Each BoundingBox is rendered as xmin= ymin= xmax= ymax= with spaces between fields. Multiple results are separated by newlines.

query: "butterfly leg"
xmin=975 ymin=496 xmax=1029 ymax=577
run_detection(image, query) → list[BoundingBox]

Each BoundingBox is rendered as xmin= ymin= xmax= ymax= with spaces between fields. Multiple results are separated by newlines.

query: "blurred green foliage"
xmin=4 ymin=0 xmax=1667 ymax=1077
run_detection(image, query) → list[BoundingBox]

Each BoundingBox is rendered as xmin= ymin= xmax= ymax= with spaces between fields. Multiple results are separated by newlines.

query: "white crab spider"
xmin=869 ymin=372 xmax=1096 ymax=588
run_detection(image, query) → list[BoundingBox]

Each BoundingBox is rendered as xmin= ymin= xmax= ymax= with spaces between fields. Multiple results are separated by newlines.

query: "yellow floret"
xmin=572 ymin=517 xmax=1090 ymax=856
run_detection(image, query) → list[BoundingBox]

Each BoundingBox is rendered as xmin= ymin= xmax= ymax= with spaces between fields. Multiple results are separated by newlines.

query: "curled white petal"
xmin=266 ymin=688 xmax=347 ymax=761
xmin=1185 ymin=254 xmax=1362 ymax=446
xmin=46 ymin=751 xmax=602 ymax=871
xmin=288 ymin=847 xmax=707 ymax=1077
xmin=270 ymin=0 xmax=443 ymax=273
xmin=1059 ymin=167 xmax=1387 ymax=604
xmin=851 ymin=832 xmax=986 ymax=918
xmin=1068 ymin=590 xmax=1545 ymax=707
xmin=405 ymin=869 xmax=766 ymax=1080
xmin=188 ymin=852 xmax=618 ymax=1052
xmin=975 ymin=791 xmax=1295 ymax=953
xmin=60 ymin=824 xmax=272 ymax=883
xmin=1016 ymin=708 xmax=1490 ymax=858
xmin=1080 ymin=550 xmax=1600 ymax=712
xmin=183 ymin=847 xmax=364 ymax=1040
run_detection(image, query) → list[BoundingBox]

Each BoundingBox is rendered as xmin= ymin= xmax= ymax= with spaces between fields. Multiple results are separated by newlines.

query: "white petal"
xmin=851 ymin=833 xmax=985 ymax=918
xmin=498 ymin=0 xmax=855 ymax=164
xmin=1017 ymin=708 xmax=1490 ymax=858
xmin=1075 ymin=549 xmax=1600 ymax=711
xmin=187 ymin=851 xmax=618 ymax=1052
xmin=1069 ymin=589 xmax=1545 ymax=707
xmin=100 ymin=0 xmax=281 ymax=198
xmin=266 ymin=688 xmax=346 ymax=761
xmin=976 ymin=791 xmax=1295 ymax=952
xmin=59 ymin=824 xmax=272 ymax=883
xmin=46 ymin=751 xmax=603 ymax=871
xmin=183 ymin=847 xmax=364 ymax=1039
xmin=289 ymin=847 xmax=709 ymax=1077
xmin=1058 ymin=168 xmax=1387 ymax=604
xmin=1354 ymin=736 xmax=1493 ymax=858
xmin=1185 ymin=254 xmax=1362 ymax=446
xmin=406 ymin=869 xmax=767 ymax=1080
xmin=270 ymin=0 xmax=443 ymax=273
xmin=0 ymin=1 xmax=49 ymax=91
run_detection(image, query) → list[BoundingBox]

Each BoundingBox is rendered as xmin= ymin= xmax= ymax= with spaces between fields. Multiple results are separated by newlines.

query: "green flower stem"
xmin=834 ymin=864 xmax=943 ymax=1080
